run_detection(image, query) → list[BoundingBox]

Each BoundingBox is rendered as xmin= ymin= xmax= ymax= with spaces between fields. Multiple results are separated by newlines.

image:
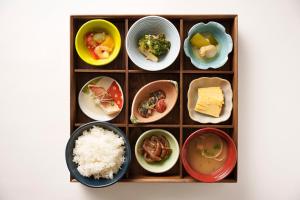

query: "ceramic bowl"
xmin=135 ymin=129 xmax=180 ymax=173
xmin=130 ymin=80 xmax=178 ymax=123
xmin=181 ymin=128 xmax=237 ymax=182
xmin=184 ymin=21 xmax=233 ymax=69
xmin=187 ymin=77 xmax=232 ymax=123
xmin=126 ymin=16 xmax=181 ymax=71
xmin=78 ymin=76 xmax=124 ymax=121
xmin=75 ymin=19 xmax=121 ymax=66
xmin=65 ymin=121 xmax=131 ymax=188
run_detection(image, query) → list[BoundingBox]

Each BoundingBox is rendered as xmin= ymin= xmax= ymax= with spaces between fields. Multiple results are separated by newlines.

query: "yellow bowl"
xmin=75 ymin=19 xmax=121 ymax=66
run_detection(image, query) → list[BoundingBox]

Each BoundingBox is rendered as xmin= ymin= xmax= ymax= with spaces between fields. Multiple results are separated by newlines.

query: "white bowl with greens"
xmin=126 ymin=16 xmax=180 ymax=71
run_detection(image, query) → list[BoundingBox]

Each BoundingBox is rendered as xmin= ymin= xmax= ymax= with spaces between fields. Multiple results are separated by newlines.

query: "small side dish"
xmin=130 ymin=80 xmax=178 ymax=124
xmin=138 ymin=33 xmax=171 ymax=62
xmin=187 ymin=77 xmax=232 ymax=124
xmin=135 ymin=129 xmax=179 ymax=173
xmin=181 ymin=128 xmax=237 ymax=182
xmin=184 ymin=21 xmax=233 ymax=69
xmin=73 ymin=126 xmax=125 ymax=179
xmin=139 ymin=135 xmax=172 ymax=163
xmin=126 ymin=16 xmax=180 ymax=71
xmin=75 ymin=19 xmax=121 ymax=66
xmin=79 ymin=76 xmax=123 ymax=121
xmin=85 ymin=32 xmax=115 ymax=60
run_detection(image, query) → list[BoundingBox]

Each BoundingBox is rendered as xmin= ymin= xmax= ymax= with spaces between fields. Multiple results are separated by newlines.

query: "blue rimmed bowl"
xmin=184 ymin=21 xmax=233 ymax=70
xmin=65 ymin=121 xmax=131 ymax=188
xmin=126 ymin=16 xmax=181 ymax=71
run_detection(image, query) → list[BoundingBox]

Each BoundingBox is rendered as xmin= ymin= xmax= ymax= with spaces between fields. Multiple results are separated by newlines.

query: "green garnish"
xmin=82 ymin=78 xmax=100 ymax=94
xmin=130 ymin=115 xmax=138 ymax=124
xmin=82 ymin=86 xmax=89 ymax=94
xmin=213 ymin=143 xmax=221 ymax=150
xmin=111 ymin=101 xmax=115 ymax=106
xmin=138 ymin=34 xmax=171 ymax=57
xmin=141 ymin=101 xmax=155 ymax=110
xmin=203 ymin=149 xmax=214 ymax=156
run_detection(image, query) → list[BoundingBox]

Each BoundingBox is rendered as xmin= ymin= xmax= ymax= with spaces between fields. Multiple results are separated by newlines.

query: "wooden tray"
xmin=70 ymin=15 xmax=238 ymax=183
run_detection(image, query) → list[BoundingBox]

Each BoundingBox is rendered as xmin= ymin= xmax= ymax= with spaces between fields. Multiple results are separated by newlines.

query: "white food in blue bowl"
xmin=65 ymin=121 xmax=131 ymax=188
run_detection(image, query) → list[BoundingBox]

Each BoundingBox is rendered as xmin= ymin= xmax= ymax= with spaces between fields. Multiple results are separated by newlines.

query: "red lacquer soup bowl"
xmin=181 ymin=128 xmax=237 ymax=182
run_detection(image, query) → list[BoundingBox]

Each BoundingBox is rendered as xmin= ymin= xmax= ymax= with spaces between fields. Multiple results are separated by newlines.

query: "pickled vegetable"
xmin=206 ymin=34 xmax=218 ymax=45
xmin=190 ymin=33 xmax=210 ymax=48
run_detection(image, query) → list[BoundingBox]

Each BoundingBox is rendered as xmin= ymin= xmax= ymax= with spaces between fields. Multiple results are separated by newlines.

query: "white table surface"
xmin=1 ymin=0 xmax=300 ymax=199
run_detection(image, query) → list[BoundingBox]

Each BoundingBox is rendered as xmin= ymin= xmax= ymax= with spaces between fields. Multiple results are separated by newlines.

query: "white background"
xmin=1 ymin=0 xmax=300 ymax=199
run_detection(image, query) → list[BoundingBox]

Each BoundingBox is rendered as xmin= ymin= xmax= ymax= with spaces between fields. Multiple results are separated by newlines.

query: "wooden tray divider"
xmin=232 ymin=16 xmax=238 ymax=180
xmin=74 ymin=123 xmax=127 ymax=127
xmin=182 ymin=70 xmax=233 ymax=74
xmin=70 ymin=16 xmax=76 ymax=134
xmin=128 ymin=124 xmax=180 ymax=128
xmin=182 ymin=124 xmax=234 ymax=128
xmin=74 ymin=69 xmax=126 ymax=73
xmin=128 ymin=69 xmax=180 ymax=73
xmin=70 ymin=16 xmax=76 ymax=182
xmin=179 ymin=18 xmax=184 ymax=178
xmin=124 ymin=18 xmax=129 ymax=179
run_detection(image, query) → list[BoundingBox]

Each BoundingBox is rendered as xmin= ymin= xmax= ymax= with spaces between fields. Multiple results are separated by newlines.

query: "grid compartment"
xmin=128 ymin=73 xmax=180 ymax=125
xmin=127 ymin=127 xmax=181 ymax=179
xmin=75 ymin=72 xmax=126 ymax=124
xmin=182 ymin=18 xmax=234 ymax=71
xmin=127 ymin=18 xmax=181 ymax=71
xmin=181 ymin=127 xmax=237 ymax=182
xmin=72 ymin=18 xmax=126 ymax=70
xmin=182 ymin=73 xmax=234 ymax=125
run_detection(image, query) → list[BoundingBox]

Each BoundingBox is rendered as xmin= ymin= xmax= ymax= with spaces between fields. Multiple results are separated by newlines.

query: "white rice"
xmin=73 ymin=126 xmax=125 ymax=179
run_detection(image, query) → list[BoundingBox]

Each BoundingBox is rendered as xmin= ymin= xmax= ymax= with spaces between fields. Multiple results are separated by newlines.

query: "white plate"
xmin=78 ymin=76 xmax=124 ymax=121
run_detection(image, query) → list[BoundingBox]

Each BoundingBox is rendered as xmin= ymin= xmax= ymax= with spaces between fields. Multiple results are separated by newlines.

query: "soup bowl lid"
xmin=181 ymin=128 xmax=237 ymax=182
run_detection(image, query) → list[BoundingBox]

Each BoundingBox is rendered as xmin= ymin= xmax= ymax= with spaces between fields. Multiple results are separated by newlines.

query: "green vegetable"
xmin=190 ymin=33 xmax=218 ymax=48
xmin=141 ymin=101 xmax=155 ymax=110
xmin=130 ymin=115 xmax=138 ymax=124
xmin=138 ymin=34 xmax=171 ymax=57
xmin=204 ymin=149 xmax=214 ymax=156
xmin=206 ymin=33 xmax=218 ymax=45
xmin=213 ymin=143 xmax=221 ymax=150
xmin=82 ymin=78 xmax=100 ymax=94
xmin=190 ymin=33 xmax=210 ymax=48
